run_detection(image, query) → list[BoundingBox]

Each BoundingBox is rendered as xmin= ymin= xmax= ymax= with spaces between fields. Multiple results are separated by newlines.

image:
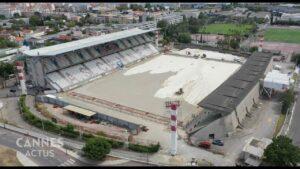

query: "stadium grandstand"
xmin=23 ymin=28 xmax=159 ymax=92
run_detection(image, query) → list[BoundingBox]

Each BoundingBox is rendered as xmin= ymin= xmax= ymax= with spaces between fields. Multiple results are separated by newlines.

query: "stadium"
xmin=23 ymin=27 xmax=273 ymax=150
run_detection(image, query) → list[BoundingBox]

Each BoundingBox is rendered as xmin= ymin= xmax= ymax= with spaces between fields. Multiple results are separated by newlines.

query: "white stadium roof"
xmin=24 ymin=28 xmax=157 ymax=57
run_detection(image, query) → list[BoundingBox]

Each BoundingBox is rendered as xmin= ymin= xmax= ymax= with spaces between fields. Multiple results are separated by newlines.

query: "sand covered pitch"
xmin=124 ymin=53 xmax=241 ymax=105
xmin=70 ymin=49 xmax=241 ymax=121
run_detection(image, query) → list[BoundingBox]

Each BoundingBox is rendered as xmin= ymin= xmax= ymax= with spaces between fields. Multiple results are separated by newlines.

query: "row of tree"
xmin=158 ymin=16 xmax=199 ymax=45
xmin=116 ymin=3 xmax=166 ymax=12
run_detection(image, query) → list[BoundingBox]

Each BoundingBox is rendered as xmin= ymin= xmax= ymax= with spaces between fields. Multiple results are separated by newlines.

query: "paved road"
xmin=0 ymin=127 xmax=88 ymax=166
xmin=288 ymin=83 xmax=300 ymax=146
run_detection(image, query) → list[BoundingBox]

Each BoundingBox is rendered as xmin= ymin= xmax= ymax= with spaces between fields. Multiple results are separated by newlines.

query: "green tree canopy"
xmin=281 ymin=89 xmax=295 ymax=114
xmin=188 ymin=17 xmax=201 ymax=34
xmin=82 ymin=137 xmax=111 ymax=161
xmin=157 ymin=20 xmax=169 ymax=30
xmin=0 ymin=38 xmax=19 ymax=48
xmin=177 ymin=32 xmax=191 ymax=43
xmin=66 ymin=21 xmax=76 ymax=28
xmin=130 ymin=4 xmax=144 ymax=11
xmin=145 ymin=3 xmax=151 ymax=9
xmin=116 ymin=5 xmax=129 ymax=11
xmin=29 ymin=15 xmax=43 ymax=27
xmin=0 ymin=15 xmax=5 ymax=20
xmin=264 ymin=136 xmax=300 ymax=166
xmin=0 ymin=62 xmax=15 ymax=79
xmin=291 ymin=53 xmax=300 ymax=66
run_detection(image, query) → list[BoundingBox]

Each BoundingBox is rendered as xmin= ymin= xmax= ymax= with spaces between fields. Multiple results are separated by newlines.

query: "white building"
xmin=279 ymin=13 xmax=300 ymax=22
xmin=242 ymin=137 xmax=272 ymax=166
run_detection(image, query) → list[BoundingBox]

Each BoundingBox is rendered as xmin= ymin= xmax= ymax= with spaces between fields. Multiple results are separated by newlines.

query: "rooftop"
xmin=198 ymin=52 xmax=272 ymax=115
xmin=243 ymin=137 xmax=272 ymax=158
xmin=23 ymin=28 xmax=157 ymax=57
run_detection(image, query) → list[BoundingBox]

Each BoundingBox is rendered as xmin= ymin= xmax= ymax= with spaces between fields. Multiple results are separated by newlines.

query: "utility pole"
xmin=41 ymin=119 xmax=45 ymax=133
xmin=0 ymin=102 xmax=5 ymax=128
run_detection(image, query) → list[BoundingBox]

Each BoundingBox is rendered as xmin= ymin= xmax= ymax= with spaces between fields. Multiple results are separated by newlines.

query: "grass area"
xmin=273 ymin=114 xmax=286 ymax=137
xmin=264 ymin=28 xmax=300 ymax=44
xmin=199 ymin=23 xmax=254 ymax=35
xmin=0 ymin=145 xmax=22 ymax=166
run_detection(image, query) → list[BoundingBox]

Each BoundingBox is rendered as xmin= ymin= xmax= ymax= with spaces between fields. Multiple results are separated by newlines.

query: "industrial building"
xmin=188 ymin=52 xmax=273 ymax=144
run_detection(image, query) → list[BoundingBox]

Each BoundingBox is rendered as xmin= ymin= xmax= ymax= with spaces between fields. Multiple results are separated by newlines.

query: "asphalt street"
xmin=288 ymin=83 xmax=300 ymax=147
xmin=0 ymin=127 xmax=89 ymax=166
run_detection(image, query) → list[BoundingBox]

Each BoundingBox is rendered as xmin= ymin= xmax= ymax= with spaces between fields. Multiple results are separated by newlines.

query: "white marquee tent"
xmin=263 ymin=70 xmax=294 ymax=91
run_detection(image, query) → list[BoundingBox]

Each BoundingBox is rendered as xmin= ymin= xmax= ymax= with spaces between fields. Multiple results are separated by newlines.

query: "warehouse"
xmin=189 ymin=52 xmax=273 ymax=144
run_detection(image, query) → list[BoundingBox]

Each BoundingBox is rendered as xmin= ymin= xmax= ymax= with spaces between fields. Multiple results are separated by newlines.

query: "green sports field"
xmin=199 ymin=23 xmax=254 ymax=35
xmin=264 ymin=28 xmax=300 ymax=44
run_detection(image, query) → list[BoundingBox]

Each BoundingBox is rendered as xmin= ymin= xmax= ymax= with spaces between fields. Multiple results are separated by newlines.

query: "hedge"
xmin=82 ymin=133 xmax=124 ymax=148
xmin=19 ymin=95 xmax=79 ymax=138
xmin=128 ymin=143 xmax=160 ymax=153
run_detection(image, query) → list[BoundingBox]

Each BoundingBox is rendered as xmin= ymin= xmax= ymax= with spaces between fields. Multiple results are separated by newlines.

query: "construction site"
xmin=21 ymin=28 xmax=278 ymax=166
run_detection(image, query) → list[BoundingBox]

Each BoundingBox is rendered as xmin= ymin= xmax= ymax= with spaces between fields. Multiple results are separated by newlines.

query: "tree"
xmin=281 ymin=89 xmax=295 ymax=114
xmin=145 ymin=3 xmax=151 ymax=9
xmin=0 ymin=15 xmax=5 ymax=20
xmin=146 ymin=16 xmax=154 ymax=21
xmin=177 ymin=32 xmax=191 ymax=43
xmin=66 ymin=21 xmax=76 ymax=28
xmin=264 ymin=136 xmax=300 ymax=166
xmin=0 ymin=62 xmax=15 ymax=79
xmin=188 ymin=17 xmax=201 ymax=34
xmin=157 ymin=20 xmax=168 ymax=30
xmin=130 ymin=4 xmax=144 ymax=11
xmin=0 ymin=37 xmax=19 ymax=48
xmin=270 ymin=12 xmax=274 ymax=25
xmin=11 ymin=19 xmax=25 ymax=31
xmin=116 ymin=5 xmax=129 ymax=11
xmin=249 ymin=46 xmax=258 ymax=53
xmin=229 ymin=39 xmax=239 ymax=49
xmin=291 ymin=53 xmax=300 ymax=66
xmin=82 ymin=137 xmax=111 ymax=161
xmin=13 ymin=13 xmax=21 ymax=18
xmin=29 ymin=15 xmax=43 ymax=27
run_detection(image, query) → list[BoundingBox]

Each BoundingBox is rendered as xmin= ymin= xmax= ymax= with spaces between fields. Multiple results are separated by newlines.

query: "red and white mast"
xmin=15 ymin=61 xmax=27 ymax=95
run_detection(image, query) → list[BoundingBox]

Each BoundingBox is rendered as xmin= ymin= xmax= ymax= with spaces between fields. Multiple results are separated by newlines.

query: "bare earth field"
xmin=251 ymin=41 xmax=300 ymax=55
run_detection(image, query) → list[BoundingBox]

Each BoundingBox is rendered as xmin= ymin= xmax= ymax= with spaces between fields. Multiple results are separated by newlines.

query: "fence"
xmin=174 ymin=43 xmax=252 ymax=58
xmin=67 ymin=92 xmax=184 ymax=127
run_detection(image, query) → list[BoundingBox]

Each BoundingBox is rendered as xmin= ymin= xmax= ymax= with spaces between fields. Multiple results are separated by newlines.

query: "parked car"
xmin=234 ymin=58 xmax=242 ymax=63
xmin=212 ymin=139 xmax=224 ymax=146
xmin=199 ymin=141 xmax=211 ymax=149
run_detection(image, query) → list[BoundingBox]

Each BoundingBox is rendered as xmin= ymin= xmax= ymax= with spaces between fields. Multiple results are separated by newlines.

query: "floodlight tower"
xmin=170 ymin=103 xmax=178 ymax=156
xmin=15 ymin=61 xmax=27 ymax=95
xmin=258 ymin=34 xmax=264 ymax=52
xmin=155 ymin=30 xmax=159 ymax=48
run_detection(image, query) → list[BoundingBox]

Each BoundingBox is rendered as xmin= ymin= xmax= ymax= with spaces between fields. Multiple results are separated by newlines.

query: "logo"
xmin=16 ymin=137 xmax=64 ymax=158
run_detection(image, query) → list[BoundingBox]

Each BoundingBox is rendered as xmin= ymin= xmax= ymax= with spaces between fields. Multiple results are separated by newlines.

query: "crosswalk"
xmin=59 ymin=158 xmax=76 ymax=166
